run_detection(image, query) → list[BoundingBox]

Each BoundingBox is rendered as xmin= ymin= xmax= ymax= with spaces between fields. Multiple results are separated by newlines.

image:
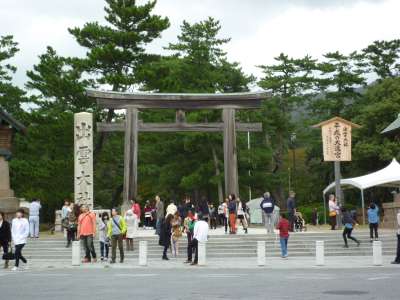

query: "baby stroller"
xmin=294 ymin=212 xmax=307 ymax=232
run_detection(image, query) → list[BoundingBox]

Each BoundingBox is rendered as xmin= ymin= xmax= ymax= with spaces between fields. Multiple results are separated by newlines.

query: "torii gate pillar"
xmin=223 ymin=108 xmax=239 ymax=196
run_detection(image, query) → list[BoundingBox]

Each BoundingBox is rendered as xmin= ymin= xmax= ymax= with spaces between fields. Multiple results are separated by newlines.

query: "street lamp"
xmin=290 ymin=132 xmax=297 ymax=190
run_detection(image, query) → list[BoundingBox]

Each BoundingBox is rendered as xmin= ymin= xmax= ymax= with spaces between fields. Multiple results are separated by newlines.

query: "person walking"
xmin=159 ymin=214 xmax=173 ymax=260
xmin=28 ymin=198 xmax=41 ymax=238
xmin=236 ymin=198 xmax=248 ymax=234
xmin=260 ymin=192 xmax=275 ymax=234
xmin=368 ymin=202 xmax=379 ymax=242
xmin=11 ymin=209 xmax=29 ymax=271
xmin=287 ymin=191 xmax=296 ymax=232
xmin=191 ymin=214 xmax=209 ymax=266
xmin=341 ymin=207 xmax=360 ymax=248
xmin=107 ymin=208 xmax=127 ymax=264
xmin=77 ymin=205 xmax=97 ymax=263
xmin=171 ymin=211 xmax=182 ymax=258
xmin=276 ymin=213 xmax=290 ymax=258
xmin=98 ymin=212 xmax=110 ymax=261
xmin=228 ymin=194 xmax=237 ymax=234
xmin=328 ymin=194 xmax=339 ymax=230
xmin=391 ymin=209 xmax=400 ymax=264
xmin=184 ymin=211 xmax=195 ymax=263
xmin=155 ymin=195 xmax=164 ymax=235
xmin=65 ymin=203 xmax=79 ymax=248
xmin=124 ymin=209 xmax=137 ymax=251
xmin=144 ymin=201 xmax=153 ymax=229
xmin=0 ymin=211 xmax=11 ymax=268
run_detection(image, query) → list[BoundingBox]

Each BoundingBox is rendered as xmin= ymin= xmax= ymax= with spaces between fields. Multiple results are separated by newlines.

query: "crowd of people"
xmin=1 ymin=191 xmax=400 ymax=269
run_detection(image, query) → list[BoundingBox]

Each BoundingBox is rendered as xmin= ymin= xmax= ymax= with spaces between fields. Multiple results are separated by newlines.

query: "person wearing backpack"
xmin=107 ymin=208 xmax=127 ymax=264
xmin=260 ymin=192 xmax=275 ymax=234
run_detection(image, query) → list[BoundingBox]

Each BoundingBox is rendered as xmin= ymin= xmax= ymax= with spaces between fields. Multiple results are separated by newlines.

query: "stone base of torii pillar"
xmin=0 ymin=155 xmax=21 ymax=220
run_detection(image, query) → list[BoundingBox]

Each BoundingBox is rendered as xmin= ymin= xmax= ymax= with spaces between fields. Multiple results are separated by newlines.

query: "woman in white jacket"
xmin=124 ymin=209 xmax=137 ymax=251
xmin=11 ymin=209 xmax=30 ymax=271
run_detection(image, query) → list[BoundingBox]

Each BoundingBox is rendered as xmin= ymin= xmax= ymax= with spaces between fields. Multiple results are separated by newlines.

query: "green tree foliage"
xmin=362 ymin=39 xmax=400 ymax=79
xmin=69 ymin=0 xmax=170 ymax=90
xmin=139 ymin=17 xmax=255 ymax=203
xmin=258 ymin=53 xmax=316 ymax=205
xmin=3 ymin=2 xmax=400 ymax=221
xmin=0 ymin=35 xmax=30 ymax=116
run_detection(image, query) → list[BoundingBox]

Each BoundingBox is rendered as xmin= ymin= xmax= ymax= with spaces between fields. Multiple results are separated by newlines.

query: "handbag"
xmin=2 ymin=244 xmax=15 ymax=260
xmin=329 ymin=211 xmax=337 ymax=217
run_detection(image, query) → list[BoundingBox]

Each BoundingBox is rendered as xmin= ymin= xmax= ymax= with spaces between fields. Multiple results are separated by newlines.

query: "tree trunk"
xmin=111 ymin=184 xmax=123 ymax=208
xmin=211 ymin=146 xmax=224 ymax=203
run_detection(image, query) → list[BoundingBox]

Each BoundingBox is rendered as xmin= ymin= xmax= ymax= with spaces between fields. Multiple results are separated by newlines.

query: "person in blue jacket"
xmin=368 ymin=202 xmax=379 ymax=242
xmin=260 ymin=192 xmax=275 ymax=234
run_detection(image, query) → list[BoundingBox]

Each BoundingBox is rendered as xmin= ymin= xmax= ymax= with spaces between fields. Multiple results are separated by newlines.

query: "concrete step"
xmin=19 ymin=233 xmax=397 ymax=260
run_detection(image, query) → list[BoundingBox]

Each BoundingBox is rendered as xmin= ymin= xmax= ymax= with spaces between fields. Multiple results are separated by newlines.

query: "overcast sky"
xmin=1 ymin=0 xmax=399 ymax=88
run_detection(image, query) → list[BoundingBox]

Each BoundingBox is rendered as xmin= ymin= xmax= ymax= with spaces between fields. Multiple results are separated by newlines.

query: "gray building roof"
xmin=0 ymin=107 xmax=26 ymax=133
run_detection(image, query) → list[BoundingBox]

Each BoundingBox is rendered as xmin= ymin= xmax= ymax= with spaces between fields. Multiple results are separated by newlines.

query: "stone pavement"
xmin=17 ymin=255 xmax=399 ymax=271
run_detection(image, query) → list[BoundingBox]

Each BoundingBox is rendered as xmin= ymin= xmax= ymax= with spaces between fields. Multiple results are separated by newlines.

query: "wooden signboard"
xmin=313 ymin=117 xmax=361 ymax=162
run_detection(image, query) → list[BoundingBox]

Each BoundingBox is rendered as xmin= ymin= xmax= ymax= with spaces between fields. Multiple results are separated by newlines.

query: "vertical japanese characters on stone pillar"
xmin=74 ymin=112 xmax=93 ymax=209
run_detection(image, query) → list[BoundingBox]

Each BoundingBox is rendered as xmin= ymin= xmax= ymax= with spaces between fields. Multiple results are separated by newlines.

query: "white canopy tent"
xmin=323 ymin=158 xmax=400 ymax=224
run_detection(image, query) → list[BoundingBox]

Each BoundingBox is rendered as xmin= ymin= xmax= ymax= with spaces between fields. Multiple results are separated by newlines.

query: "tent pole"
xmin=323 ymin=193 xmax=327 ymax=225
xmin=361 ymin=189 xmax=365 ymax=225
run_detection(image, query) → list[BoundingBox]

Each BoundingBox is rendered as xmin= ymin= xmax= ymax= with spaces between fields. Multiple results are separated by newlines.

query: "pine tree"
xmin=0 ymin=35 xmax=30 ymax=116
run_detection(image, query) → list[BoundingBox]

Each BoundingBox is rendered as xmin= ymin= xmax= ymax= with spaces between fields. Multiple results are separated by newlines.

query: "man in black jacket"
xmin=0 ymin=211 xmax=12 ymax=268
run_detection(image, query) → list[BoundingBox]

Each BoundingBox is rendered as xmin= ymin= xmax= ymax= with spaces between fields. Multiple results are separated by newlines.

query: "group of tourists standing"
xmin=60 ymin=199 xmax=141 ymax=264
xmin=156 ymin=195 xmax=209 ymax=265
xmin=216 ymin=194 xmax=249 ymax=234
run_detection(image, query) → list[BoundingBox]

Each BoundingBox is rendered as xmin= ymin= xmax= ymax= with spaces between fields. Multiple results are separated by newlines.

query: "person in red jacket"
xmin=131 ymin=199 xmax=141 ymax=226
xmin=276 ymin=213 xmax=290 ymax=258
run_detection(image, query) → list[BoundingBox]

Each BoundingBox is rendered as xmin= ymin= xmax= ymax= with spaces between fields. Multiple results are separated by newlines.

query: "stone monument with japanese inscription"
xmin=74 ymin=112 xmax=93 ymax=209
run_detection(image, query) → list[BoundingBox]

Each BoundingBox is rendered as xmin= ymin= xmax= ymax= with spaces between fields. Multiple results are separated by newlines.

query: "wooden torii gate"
xmin=87 ymin=90 xmax=267 ymax=208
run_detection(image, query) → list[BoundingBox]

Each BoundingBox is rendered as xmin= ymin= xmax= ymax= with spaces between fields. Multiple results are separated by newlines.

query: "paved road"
xmin=1 ymin=268 xmax=399 ymax=299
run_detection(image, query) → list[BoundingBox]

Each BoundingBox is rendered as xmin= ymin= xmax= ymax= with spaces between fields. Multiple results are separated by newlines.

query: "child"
xmin=171 ymin=212 xmax=182 ymax=258
xmin=99 ymin=212 xmax=110 ymax=261
xmin=276 ymin=213 xmax=290 ymax=258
